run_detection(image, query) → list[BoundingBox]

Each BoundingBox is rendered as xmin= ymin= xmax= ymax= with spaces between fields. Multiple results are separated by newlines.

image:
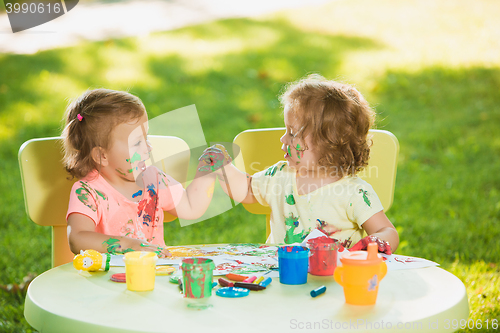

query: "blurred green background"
xmin=1 ymin=0 xmax=499 ymax=332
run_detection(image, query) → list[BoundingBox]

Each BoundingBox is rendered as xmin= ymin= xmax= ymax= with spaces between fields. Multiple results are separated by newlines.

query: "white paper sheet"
xmin=109 ymin=244 xmax=439 ymax=275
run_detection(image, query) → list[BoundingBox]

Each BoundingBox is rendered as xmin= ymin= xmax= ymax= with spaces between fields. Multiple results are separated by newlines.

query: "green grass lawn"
xmin=1 ymin=0 xmax=500 ymax=331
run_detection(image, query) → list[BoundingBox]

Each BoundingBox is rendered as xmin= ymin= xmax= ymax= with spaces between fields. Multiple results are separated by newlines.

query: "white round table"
xmin=25 ymin=256 xmax=468 ymax=333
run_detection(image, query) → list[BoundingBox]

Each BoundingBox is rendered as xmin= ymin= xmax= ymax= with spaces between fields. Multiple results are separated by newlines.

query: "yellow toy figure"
xmin=73 ymin=249 xmax=111 ymax=272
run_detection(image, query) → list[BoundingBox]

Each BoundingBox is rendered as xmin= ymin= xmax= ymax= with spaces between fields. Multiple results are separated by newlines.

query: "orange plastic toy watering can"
xmin=334 ymin=243 xmax=387 ymax=305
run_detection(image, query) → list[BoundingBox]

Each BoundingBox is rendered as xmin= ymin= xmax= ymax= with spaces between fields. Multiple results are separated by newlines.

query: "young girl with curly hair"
xmin=218 ymin=75 xmax=399 ymax=253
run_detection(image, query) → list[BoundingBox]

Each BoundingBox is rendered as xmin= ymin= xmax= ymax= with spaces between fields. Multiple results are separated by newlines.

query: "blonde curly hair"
xmin=280 ymin=74 xmax=375 ymax=177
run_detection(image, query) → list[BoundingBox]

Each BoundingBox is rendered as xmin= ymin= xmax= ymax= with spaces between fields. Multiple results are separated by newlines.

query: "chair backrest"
xmin=233 ymin=128 xmax=399 ymax=238
xmin=18 ymin=135 xmax=190 ymax=267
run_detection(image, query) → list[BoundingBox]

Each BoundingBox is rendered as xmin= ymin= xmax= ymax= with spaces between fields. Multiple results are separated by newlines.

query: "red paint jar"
xmin=308 ymin=237 xmax=338 ymax=276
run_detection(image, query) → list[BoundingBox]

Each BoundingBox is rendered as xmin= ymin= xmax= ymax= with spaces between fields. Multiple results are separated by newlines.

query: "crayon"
xmin=259 ymin=277 xmax=272 ymax=287
xmin=218 ymin=278 xmax=234 ymax=287
xmin=310 ymin=285 xmax=326 ymax=298
xmin=226 ymin=273 xmax=248 ymax=282
xmin=178 ymin=281 xmax=183 ymax=293
xmin=254 ymin=276 xmax=265 ymax=284
xmin=243 ymin=276 xmax=257 ymax=283
xmin=234 ymin=282 xmax=266 ymax=291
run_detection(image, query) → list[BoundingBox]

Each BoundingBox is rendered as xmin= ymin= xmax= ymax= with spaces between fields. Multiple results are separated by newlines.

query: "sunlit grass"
xmin=1 ymin=0 xmax=499 ymax=332
xmin=445 ymin=261 xmax=500 ymax=324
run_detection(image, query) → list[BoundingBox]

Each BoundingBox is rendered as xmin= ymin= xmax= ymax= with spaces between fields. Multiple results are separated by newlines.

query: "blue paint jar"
xmin=278 ymin=246 xmax=309 ymax=285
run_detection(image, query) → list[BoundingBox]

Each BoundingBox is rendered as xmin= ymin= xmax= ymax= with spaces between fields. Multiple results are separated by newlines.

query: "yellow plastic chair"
xmin=233 ymin=128 xmax=399 ymax=238
xmin=18 ymin=135 xmax=190 ymax=267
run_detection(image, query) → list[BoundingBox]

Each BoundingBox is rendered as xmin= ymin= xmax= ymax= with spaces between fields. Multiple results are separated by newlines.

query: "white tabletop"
xmin=25 ymin=259 xmax=469 ymax=333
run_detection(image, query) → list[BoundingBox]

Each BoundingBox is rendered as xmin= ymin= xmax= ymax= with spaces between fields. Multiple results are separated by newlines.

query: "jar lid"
xmin=340 ymin=243 xmax=383 ymax=266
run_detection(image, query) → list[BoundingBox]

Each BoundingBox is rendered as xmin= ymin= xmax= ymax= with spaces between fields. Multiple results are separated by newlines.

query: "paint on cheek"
xmin=127 ymin=168 xmax=134 ymax=174
xmin=296 ymin=144 xmax=301 ymax=159
xmin=116 ymin=169 xmax=127 ymax=176
xmin=132 ymin=190 xmax=143 ymax=199
xmin=287 ymin=145 xmax=292 ymax=156
xmin=126 ymin=152 xmax=141 ymax=163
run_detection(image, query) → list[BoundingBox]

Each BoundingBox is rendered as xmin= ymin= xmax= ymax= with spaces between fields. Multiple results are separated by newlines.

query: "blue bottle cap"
xmin=216 ymin=287 xmax=250 ymax=298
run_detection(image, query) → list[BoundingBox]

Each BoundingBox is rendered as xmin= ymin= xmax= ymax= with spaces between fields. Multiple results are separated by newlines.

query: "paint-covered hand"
xmin=140 ymin=243 xmax=171 ymax=258
xmin=106 ymin=237 xmax=172 ymax=258
xmin=349 ymin=235 xmax=392 ymax=255
xmin=198 ymin=144 xmax=232 ymax=173
xmin=155 ymin=247 xmax=172 ymax=259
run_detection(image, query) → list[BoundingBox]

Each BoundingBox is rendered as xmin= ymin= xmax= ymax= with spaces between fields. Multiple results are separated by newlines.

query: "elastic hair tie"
xmin=77 ymin=114 xmax=83 ymax=122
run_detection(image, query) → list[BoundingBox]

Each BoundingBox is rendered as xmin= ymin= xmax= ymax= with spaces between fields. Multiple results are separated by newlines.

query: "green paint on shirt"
xmin=359 ymin=189 xmax=371 ymax=207
xmin=265 ymin=165 xmax=278 ymax=177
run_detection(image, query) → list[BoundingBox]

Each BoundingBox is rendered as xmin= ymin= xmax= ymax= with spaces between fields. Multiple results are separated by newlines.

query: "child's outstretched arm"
xmin=351 ymin=211 xmax=399 ymax=254
xmin=201 ymin=145 xmax=258 ymax=204
xmin=67 ymin=213 xmax=170 ymax=257
xmin=165 ymin=147 xmax=221 ymax=220
xmin=217 ymin=162 xmax=257 ymax=204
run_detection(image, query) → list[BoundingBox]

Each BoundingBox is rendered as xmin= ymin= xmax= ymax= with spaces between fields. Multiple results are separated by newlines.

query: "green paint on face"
xmin=287 ymin=145 xmax=292 ymax=156
xmin=127 ymin=168 xmax=134 ymax=174
xmin=116 ymin=169 xmax=127 ymax=177
xmin=296 ymin=144 xmax=302 ymax=159
xmin=126 ymin=152 xmax=141 ymax=163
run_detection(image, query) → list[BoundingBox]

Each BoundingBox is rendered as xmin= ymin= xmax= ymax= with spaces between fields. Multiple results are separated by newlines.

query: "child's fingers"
xmin=160 ymin=248 xmax=172 ymax=258
xmin=198 ymin=147 xmax=223 ymax=160
xmin=349 ymin=236 xmax=392 ymax=255
xmin=378 ymin=241 xmax=392 ymax=255
xmin=139 ymin=243 xmax=171 ymax=258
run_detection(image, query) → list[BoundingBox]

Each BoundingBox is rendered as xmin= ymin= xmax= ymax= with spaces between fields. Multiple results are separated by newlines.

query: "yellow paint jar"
xmin=124 ymin=252 xmax=158 ymax=292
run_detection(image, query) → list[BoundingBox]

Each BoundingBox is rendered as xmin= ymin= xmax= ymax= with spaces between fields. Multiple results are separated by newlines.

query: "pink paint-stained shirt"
xmin=66 ymin=167 xmax=183 ymax=247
